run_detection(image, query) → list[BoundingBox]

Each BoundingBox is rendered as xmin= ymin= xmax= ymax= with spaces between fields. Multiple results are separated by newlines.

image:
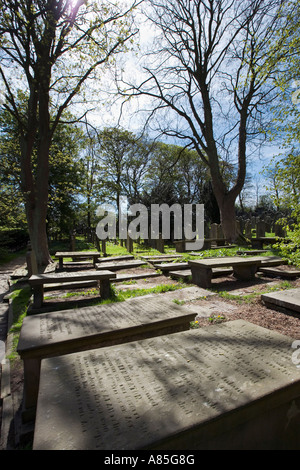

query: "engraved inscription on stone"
xmin=33 ymin=320 xmax=300 ymax=450
xmin=18 ymin=297 xmax=195 ymax=351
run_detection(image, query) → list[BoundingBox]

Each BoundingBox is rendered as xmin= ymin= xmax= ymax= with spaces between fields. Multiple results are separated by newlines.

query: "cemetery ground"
xmin=1 ymin=238 xmax=300 ymax=449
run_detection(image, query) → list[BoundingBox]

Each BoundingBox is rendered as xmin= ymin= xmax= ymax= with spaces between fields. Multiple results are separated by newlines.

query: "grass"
xmin=6 ymin=285 xmax=31 ymax=362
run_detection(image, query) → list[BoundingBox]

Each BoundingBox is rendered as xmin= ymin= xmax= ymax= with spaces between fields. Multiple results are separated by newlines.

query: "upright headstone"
xmin=101 ymin=240 xmax=107 ymax=257
xmin=264 ymin=216 xmax=272 ymax=233
xmin=274 ymin=221 xmax=286 ymax=238
xmin=26 ymin=242 xmax=38 ymax=277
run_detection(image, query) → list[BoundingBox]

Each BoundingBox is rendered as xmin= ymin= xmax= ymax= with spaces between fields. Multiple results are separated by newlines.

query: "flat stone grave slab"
xmin=169 ymin=269 xmax=192 ymax=280
xmin=154 ymin=262 xmax=189 ymax=271
xmin=259 ymin=266 xmax=300 ymax=279
xmin=18 ymin=296 xmax=197 ymax=420
xmin=237 ymin=250 xmax=268 ymax=255
xmin=114 ymin=279 xmax=176 ymax=291
xmin=96 ymin=259 xmax=146 ymax=271
xmin=261 ymin=287 xmax=300 ymax=314
xmin=97 ymin=255 xmax=134 ymax=263
xmin=33 ymin=320 xmax=300 ymax=450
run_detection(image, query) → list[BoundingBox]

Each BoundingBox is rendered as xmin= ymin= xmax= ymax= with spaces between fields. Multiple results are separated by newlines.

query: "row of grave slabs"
xmin=14 ymin=249 xmax=300 ymax=450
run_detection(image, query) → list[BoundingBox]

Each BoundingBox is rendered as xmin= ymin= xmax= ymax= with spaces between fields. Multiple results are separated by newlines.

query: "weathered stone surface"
xmin=169 ymin=268 xmax=233 ymax=280
xmin=259 ymin=267 xmax=300 ymax=279
xmin=140 ymin=286 xmax=215 ymax=301
xmin=18 ymin=296 xmax=197 ymax=360
xmin=261 ymin=287 xmax=300 ymax=313
xmin=189 ymin=256 xmax=263 ymax=268
xmin=258 ymin=256 xmax=287 ymax=267
xmin=141 ymin=254 xmax=183 ymax=261
xmin=33 ymin=320 xmax=300 ymax=450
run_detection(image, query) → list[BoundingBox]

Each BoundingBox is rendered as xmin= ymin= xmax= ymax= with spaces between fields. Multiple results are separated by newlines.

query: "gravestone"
xmin=33 ymin=320 xmax=300 ymax=450
xmin=209 ymin=223 xmax=218 ymax=239
xmin=256 ymin=220 xmax=265 ymax=238
xmin=265 ymin=216 xmax=272 ymax=233
xmin=156 ymin=233 xmax=164 ymax=253
xmin=126 ymin=233 xmax=133 ymax=253
xmin=261 ymin=287 xmax=300 ymax=313
xmin=245 ymin=220 xmax=252 ymax=239
xmin=259 ymin=266 xmax=300 ymax=279
xmin=274 ymin=221 xmax=286 ymax=238
xmin=18 ymin=296 xmax=197 ymax=420
xmin=70 ymin=232 xmax=76 ymax=251
xmin=101 ymin=240 xmax=106 ymax=257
